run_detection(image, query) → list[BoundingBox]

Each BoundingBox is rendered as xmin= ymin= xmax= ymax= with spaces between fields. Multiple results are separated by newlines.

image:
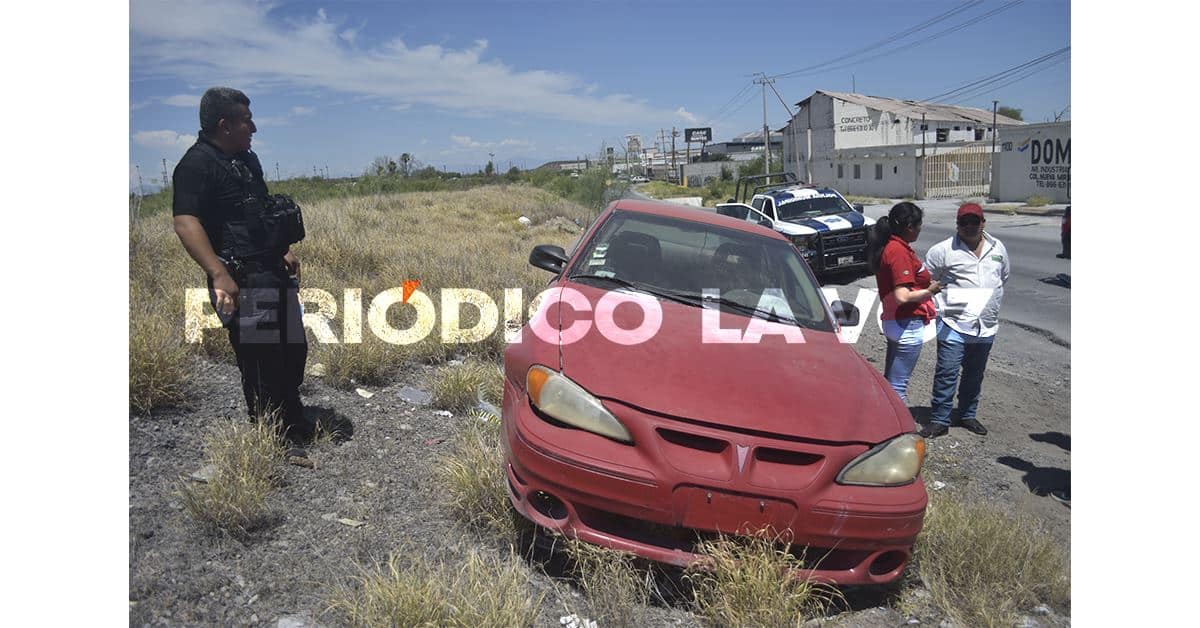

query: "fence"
xmin=919 ymin=142 xmax=992 ymax=199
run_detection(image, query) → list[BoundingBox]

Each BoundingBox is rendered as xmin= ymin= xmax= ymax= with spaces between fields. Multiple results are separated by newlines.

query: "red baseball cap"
xmin=957 ymin=203 xmax=984 ymax=220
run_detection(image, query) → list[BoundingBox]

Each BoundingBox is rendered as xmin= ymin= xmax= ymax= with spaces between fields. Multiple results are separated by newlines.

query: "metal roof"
xmin=796 ymin=90 xmax=1025 ymax=126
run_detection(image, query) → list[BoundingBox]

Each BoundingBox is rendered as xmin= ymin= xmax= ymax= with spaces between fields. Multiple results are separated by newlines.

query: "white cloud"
xmin=130 ymin=0 xmax=677 ymax=126
xmin=451 ymin=135 xmax=482 ymax=148
xmin=675 ymin=107 xmax=699 ymax=124
xmin=133 ymin=130 xmax=195 ymax=152
xmin=291 ymin=106 xmax=315 ymax=116
xmin=339 ymin=28 xmax=358 ymax=44
xmin=163 ymin=94 xmax=200 ymax=107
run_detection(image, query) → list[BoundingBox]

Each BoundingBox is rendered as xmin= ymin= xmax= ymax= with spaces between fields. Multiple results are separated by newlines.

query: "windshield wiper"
xmin=569 ymin=273 xmax=642 ymax=291
xmin=664 ymin=290 xmax=803 ymax=327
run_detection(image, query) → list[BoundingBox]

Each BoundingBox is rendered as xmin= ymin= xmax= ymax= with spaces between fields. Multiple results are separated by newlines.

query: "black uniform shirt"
xmin=172 ymin=135 xmax=269 ymax=256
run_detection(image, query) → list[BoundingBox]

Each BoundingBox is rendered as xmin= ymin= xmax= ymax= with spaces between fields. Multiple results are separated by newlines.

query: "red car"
xmin=501 ymin=199 xmax=927 ymax=585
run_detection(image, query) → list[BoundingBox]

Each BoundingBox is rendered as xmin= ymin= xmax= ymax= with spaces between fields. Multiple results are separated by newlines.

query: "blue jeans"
xmin=930 ymin=322 xmax=995 ymax=426
xmin=883 ymin=318 xmax=932 ymax=404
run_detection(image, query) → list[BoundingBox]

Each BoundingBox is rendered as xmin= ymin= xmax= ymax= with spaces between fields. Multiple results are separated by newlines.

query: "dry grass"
xmin=325 ymin=549 xmax=544 ymax=627
xmin=129 ymin=185 xmax=590 ymax=412
xmin=1024 ymin=194 xmax=1051 ymax=207
xmin=431 ymin=360 xmax=504 ymax=414
xmin=686 ymin=532 xmax=844 ymax=627
xmin=563 ymin=539 xmax=651 ymax=627
xmin=913 ymin=490 xmax=1070 ymax=626
xmin=176 ymin=416 xmax=286 ymax=539
xmin=433 ymin=410 xmax=515 ymax=540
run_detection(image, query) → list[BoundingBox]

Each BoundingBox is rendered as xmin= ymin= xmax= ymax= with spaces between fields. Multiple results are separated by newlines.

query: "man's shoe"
xmin=1049 ymin=489 xmax=1070 ymax=507
xmin=960 ymin=418 xmax=988 ymax=436
xmin=919 ymin=423 xmax=949 ymax=438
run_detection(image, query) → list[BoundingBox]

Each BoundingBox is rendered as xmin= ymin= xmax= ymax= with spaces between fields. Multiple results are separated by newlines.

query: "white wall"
xmin=990 ymin=122 xmax=1070 ymax=203
xmin=809 ymin=146 xmax=920 ymax=198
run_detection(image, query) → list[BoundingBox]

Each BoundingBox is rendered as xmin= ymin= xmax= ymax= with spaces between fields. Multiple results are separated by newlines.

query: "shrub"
xmin=430 ymin=361 xmax=503 ymax=414
xmin=176 ymin=416 xmax=286 ymax=539
xmin=1025 ymin=194 xmax=1051 ymax=207
xmin=326 ymin=550 xmax=544 ymax=627
xmin=433 ymin=410 xmax=514 ymax=539
xmin=564 ymin=539 xmax=651 ymax=627
xmin=686 ymin=532 xmax=843 ymax=627
xmin=914 ymin=490 xmax=1070 ymax=626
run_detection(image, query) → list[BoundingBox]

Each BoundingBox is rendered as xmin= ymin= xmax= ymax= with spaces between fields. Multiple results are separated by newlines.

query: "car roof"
xmin=609 ymin=198 xmax=789 ymax=241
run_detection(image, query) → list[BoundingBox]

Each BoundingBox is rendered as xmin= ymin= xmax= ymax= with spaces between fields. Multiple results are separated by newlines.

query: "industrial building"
xmin=780 ymin=90 xmax=1031 ymax=199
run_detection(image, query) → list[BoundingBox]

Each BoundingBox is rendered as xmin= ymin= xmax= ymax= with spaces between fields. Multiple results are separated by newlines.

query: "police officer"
xmin=172 ymin=87 xmax=314 ymax=453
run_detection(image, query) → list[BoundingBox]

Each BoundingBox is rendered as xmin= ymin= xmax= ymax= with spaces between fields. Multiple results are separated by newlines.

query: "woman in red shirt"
xmin=868 ymin=202 xmax=942 ymax=404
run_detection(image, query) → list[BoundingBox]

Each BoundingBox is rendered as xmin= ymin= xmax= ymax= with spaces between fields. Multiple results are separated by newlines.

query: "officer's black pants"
xmin=210 ymin=265 xmax=312 ymax=440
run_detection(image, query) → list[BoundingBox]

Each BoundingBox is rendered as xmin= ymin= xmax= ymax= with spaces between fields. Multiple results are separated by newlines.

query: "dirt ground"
xmin=129 ymin=309 xmax=1070 ymax=626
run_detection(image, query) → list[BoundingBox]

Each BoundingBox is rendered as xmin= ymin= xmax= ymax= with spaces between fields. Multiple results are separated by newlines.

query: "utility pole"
xmin=275 ymin=162 xmax=280 ymax=181
xmin=754 ymin=73 xmax=774 ymax=177
xmin=670 ymin=127 xmax=678 ymax=183
xmin=489 ymin=152 xmax=495 ymax=176
xmin=991 ymin=100 xmax=999 ymax=154
xmin=161 ymin=159 xmax=170 ymax=191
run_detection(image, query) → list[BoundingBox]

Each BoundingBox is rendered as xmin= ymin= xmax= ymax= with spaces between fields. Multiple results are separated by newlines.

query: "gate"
xmin=921 ymin=142 xmax=992 ymax=199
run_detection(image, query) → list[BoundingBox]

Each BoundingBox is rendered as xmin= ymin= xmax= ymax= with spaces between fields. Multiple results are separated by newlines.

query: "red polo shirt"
xmin=876 ymin=235 xmax=937 ymax=322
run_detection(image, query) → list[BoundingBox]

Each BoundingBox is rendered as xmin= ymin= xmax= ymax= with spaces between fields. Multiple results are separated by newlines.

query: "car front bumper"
xmin=501 ymin=377 xmax=927 ymax=585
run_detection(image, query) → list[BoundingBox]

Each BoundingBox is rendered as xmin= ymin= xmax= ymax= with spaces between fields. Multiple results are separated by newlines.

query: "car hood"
xmin=558 ymin=284 xmax=906 ymax=444
xmin=775 ymin=212 xmax=875 ymax=236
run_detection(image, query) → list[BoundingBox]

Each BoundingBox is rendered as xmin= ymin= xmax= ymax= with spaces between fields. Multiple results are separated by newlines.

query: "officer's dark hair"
xmin=199 ymin=87 xmax=250 ymax=138
xmin=867 ymin=201 xmax=924 ymax=273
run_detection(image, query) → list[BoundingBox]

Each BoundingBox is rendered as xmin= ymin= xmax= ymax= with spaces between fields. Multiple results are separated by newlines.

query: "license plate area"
xmin=836 ymin=255 xmax=855 ymax=266
xmin=674 ymin=486 xmax=796 ymax=532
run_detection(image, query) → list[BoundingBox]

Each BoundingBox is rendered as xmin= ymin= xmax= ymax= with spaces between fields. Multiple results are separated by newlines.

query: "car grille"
xmin=821 ymin=227 xmax=868 ymax=268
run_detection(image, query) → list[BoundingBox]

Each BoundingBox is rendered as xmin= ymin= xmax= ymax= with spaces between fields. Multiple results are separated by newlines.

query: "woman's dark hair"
xmin=867 ymin=201 xmax=924 ymax=272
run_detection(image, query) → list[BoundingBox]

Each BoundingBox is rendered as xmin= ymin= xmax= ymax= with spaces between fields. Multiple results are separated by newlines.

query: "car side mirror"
xmin=530 ymin=244 xmax=569 ymax=274
xmin=830 ymin=300 xmax=860 ymax=327
xmin=853 ymin=203 xmax=864 ymax=213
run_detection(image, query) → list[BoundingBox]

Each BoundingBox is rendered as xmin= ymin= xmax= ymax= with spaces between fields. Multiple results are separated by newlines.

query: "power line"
xmin=777 ymin=1 xmax=1025 ymax=81
xmin=701 ymin=80 xmax=755 ymax=126
xmin=944 ymin=55 xmax=1069 ymax=106
xmin=771 ymin=0 xmax=986 ymax=79
xmin=922 ymin=47 xmax=1069 ymax=103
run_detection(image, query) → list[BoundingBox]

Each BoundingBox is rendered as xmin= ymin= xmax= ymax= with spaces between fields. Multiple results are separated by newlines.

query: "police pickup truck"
xmin=716 ymin=174 xmax=873 ymax=279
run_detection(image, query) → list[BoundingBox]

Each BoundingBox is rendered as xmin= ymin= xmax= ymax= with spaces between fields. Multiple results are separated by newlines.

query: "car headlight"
xmin=526 ymin=365 xmax=633 ymax=443
xmin=790 ymin=234 xmax=819 ymax=257
xmin=836 ymin=434 xmax=925 ymax=486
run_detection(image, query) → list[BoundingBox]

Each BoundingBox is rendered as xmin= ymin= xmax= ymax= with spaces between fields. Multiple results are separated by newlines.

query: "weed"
xmin=434 ymin=410 xmax=516 ymax=540
xmin=1024 ymin=194 xmax=1051 ymax=207
xmin=176 ymin=416 xmax=286 ymax=539
xmin=431 ymin=360 xmax=503 ymax=414
xmin=914 ymin=490 xmax=1070 ymax=626
xmin=686 ymin=532 xmax=844 ymax=627
xmin=564 ymin=539 xmax=651 ymax=627
xmin=326 ymin=549 xmax=543 ymax=626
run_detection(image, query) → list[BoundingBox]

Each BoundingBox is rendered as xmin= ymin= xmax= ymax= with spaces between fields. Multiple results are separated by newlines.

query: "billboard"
xmin=685 ymin=127 xmax=712 ymax=143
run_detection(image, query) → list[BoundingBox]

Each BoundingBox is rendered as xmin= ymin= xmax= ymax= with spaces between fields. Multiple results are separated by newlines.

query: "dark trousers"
xmin=210 ymin=263 xmax=312 ymax=440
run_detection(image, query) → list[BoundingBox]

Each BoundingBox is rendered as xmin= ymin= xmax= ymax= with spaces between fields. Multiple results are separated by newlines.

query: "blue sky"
xmin=129 ymin=0 xmax=1069 ymax=189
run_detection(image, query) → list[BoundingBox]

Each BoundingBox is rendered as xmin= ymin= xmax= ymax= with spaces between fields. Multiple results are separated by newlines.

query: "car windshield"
xmin=567 ymin=210 xmax=832 ymax=331
xmin=775 ymin=193 xmax=853 ymax=222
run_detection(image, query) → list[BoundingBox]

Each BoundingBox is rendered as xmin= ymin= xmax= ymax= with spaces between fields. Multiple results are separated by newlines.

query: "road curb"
xmin=983 ymin=206 xmax=1065 ymax=217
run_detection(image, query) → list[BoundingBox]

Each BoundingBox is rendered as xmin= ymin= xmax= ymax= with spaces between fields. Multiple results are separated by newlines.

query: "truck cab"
xmin=716 ymin=174 xmax=873 ymax=280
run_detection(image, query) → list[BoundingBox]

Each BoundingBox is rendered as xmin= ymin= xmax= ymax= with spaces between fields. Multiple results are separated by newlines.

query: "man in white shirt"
xmin=919 ymin=203 xmax=1010 ymax=438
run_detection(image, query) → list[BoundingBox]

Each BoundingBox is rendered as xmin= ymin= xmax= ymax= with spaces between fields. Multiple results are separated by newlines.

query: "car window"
xmin=568 ymin=210 xmax=832 ymax=331
xmin=751 ymin=197 xmax=765 ymax=211
xmin=776 ymin=192 xmax=854 ymax=222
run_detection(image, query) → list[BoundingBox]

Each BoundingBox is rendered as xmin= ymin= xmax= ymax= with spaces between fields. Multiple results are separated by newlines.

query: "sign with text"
xmin=685 ymin=127 xmax=712 ymax=143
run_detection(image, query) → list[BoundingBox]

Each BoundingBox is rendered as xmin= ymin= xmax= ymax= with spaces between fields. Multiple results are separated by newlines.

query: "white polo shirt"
xmin=925 ymin=232 xmax=1010 ymax=338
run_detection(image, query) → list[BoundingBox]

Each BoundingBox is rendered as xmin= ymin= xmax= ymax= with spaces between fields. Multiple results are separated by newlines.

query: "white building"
xmin=991 ymin=121 xmax=1070 ymax=203
xmin=780 ymin=90 xmax=1025 ymax=198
